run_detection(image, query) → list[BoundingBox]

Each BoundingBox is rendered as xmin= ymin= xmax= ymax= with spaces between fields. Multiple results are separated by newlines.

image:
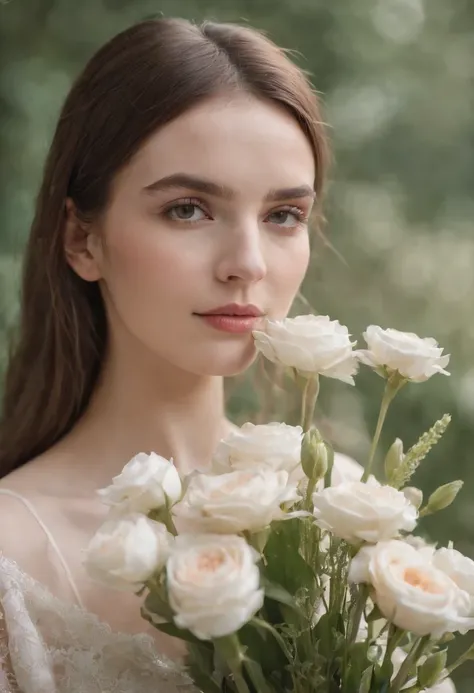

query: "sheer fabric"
xmin=0 ymin=553 xmax=196 ymax=692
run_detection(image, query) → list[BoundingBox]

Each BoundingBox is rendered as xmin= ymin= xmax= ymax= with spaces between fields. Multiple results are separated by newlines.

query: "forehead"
xmin=120 ymin=93 xmax=315 ymax=195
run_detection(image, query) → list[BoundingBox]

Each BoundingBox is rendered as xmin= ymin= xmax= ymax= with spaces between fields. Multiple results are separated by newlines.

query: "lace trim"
xmin=0 ymin=600 xmax=19 ymax=693
xmin=0 ymin=554 xmax=197 ymax=693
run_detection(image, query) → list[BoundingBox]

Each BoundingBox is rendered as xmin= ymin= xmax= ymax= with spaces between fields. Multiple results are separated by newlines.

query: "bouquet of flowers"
xmin=84 ymin=315 xmax=474 ymax=693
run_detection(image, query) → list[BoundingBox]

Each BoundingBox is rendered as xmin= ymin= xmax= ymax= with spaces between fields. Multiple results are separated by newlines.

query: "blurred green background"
xmin=1 ymin=0 xmax=474 ymax=688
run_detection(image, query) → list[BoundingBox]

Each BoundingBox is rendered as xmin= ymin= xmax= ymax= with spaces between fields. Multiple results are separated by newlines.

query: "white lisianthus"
xmin=356 ymin=326 xmax=450 ymax=382
xmin=212 ymin=422 xmax=303 ymax=476
xmin=312 ymin=480 xmax=417 ymax=544
xmin=349 ymin=540 xmax=474 ymax=638
xmin=252 ymin=315 xmax=358 ymax=383
xmin=167 ymin=534 xmax=264 ymax=640
xmin=83 ymin=514 xmax=172 ymax=591
xmin=433 ymin=546 xmax=474 ymax=610
xmin=97 ymin=452 xmax=182 ymax=516
xmin=173 ymin=468 xmax=300 ymax=535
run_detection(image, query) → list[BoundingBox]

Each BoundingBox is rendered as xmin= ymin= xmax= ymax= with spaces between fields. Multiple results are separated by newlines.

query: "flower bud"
xmin=384 ymin=438 xmax=404 ymax=482
xmin=417 ymin=650 xmax=447 ymax=689
xmin=425 ymin=481 xmax=463 ymax=515
xmin=301 ymin=429 xmax=328 ymax=483
xmin=403 ymin=486 xmax=423 ymax=510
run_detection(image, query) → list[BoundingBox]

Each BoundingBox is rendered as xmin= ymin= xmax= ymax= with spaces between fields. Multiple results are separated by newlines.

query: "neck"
xmin=62 ymin=338 xmax=231 ymax=485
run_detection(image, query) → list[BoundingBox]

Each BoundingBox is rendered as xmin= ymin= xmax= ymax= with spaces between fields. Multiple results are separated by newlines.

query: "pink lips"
xmin=196 ymin=303 xmax=264 ymax=334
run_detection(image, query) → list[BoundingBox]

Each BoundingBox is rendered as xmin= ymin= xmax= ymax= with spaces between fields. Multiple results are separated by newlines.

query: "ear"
xmin=64 ymin=198 xmax=103 ymax=282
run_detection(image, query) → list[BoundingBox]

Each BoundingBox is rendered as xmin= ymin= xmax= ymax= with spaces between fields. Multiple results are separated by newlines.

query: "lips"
xmin=195 ymin=304 xmax=265 ymax=334
xmin=197 ymin=303 xmax=264 ymax=318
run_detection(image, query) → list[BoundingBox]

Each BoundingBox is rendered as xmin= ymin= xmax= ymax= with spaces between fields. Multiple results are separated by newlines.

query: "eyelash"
xmin=161 ymin=197 xmax=308 ymax=227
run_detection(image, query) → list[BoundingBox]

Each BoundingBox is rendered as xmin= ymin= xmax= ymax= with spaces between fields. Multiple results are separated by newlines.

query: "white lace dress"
xmin=0 ymin=488 xmax=198 ymax=693
xmin=0 ymin=553 xmax=199 ymax=692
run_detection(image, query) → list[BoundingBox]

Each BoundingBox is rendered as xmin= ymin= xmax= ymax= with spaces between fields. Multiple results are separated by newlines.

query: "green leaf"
xmin=261 ymin=577 xmax=300 ymax=611
xmin=186 ymin=642 xmax=222 ymax=693
xmin=417 ymin=649 xmax=447 ymax=688
xmin=243 ymin=657 xmax=275 ymax=693
xmin=250 ymin=618 xmax=293 ymax=663
xmin=152 ymin=621 xmax=212 ymax=647
xmin=141 ymin=589 xmax=174 ymax=623
xmin=358 ymin=665 xmax=374 ymax=693
xmin=263 ymin=518 xmax=315 ymax=595
xmin=238 ymin=621 xmax=283 ymax=676
xmin=366 ymin=603 xmax=384 ymax=623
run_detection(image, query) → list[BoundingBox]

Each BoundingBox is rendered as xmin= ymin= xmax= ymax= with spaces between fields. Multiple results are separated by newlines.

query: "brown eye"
xmin=266 ymin=207 xmax=305 ymax=228
xmin=166 ymin=204 xmax=207 ymax=221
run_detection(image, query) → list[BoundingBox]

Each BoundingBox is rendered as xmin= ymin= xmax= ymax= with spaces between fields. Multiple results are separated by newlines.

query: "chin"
xmin=198 ymin=343 xmax=259 ymax=377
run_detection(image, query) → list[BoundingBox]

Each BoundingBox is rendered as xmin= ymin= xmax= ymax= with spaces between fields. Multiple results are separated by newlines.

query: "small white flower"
xmin=357 ymin=325 xmax=450 ymax=382
xmin=98 ymin=452 xmax=182 ymax=516
xmin=212 ymin=422 xmax=303 ymax=476
xmin=253 ymin=315 xmax=358 ymax=383
xmin=349 ymin=540 xmax=474 ymax=638
xmin=173 ymin=468 xmax=300 ymax=535
xmin=312 ymin=480 xmax=417 ymax=544
xmin=167 ymin=534 xmax=263 ymax=640
xmin=83 ymin=514 xmax=172 ymax=591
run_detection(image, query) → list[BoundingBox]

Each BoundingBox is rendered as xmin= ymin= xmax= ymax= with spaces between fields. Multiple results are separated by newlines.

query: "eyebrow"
xmin=143 ymin=173 xmax=315 ymax=202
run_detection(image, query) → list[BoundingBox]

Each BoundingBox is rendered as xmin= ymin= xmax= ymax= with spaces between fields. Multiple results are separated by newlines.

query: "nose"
xmin=215 ymin=221 xmax=267 ymax=285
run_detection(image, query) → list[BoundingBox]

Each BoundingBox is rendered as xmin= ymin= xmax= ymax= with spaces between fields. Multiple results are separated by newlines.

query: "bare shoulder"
xmin=0 ymin=451 xmax=67 ymax=574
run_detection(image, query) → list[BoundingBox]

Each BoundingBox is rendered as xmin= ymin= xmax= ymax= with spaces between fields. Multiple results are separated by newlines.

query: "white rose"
xmin=212 ymin=422 xmax=303 ymax=476
xmin=173 ymin=468 xmax=300 ymax=535
xmin=83 ymin=514 xmax=172 ymax=591
xmin=253 ymin=315 xmax=358 ymax=383
xmin=97 ymin=452 xmax=182 ymax=515
xmin=433 ymin=547 xmax=474 ymax=609
xmin=349 ymin=540 xmax=474 ymax=637
xmin=312 ymin=480 xmax=417 ymax=544
xmin=357 ymin=325 xmax=450 ymax=382
xmin=330 ymin=451 xmax=374 ymax=486
xmin=167 ymin=534 xmax=264 ymax=640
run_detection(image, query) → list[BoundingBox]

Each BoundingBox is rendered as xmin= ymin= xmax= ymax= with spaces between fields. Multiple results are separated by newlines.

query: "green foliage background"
xmin=1 ymin=0 xmax=474 ymax=689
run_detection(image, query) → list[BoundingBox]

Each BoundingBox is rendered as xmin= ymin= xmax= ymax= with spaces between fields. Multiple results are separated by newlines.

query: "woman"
xmin=0 ymin=16 xmax=357 ymax=692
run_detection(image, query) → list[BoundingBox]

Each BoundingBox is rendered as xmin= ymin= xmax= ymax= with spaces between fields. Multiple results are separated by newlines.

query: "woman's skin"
xmin=0 ymin=93 xmax=315 ymax=657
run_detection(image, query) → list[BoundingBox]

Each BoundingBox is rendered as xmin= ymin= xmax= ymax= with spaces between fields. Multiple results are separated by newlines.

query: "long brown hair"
xmin=0 ymin=17 xmax=329 ymax=478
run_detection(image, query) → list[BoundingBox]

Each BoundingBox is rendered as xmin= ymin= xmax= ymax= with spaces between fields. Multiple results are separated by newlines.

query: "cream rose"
xmin=433 ymin=547 xmax=474 ymax=609
xmin=252 ymin=315 xmax=358 ymax=383
xmin=167 ymin=534 xmax=263 ymax=640
xmin=83 ymin=514 xmax=172 ymax=591
xmin=212 ymin=422 xmax=303 ymax=476
xmin=173 ymin=468 xmax=300 ymax=534
xmin=357 ymin=326 xmax=450 ymax=382
xmin=349 ymin=540 xmax=474 ymax=637
xmin=97 ymin=452 xmax=182 ymax=516
xmin=312 ymin=480 xmax=417 ymax=544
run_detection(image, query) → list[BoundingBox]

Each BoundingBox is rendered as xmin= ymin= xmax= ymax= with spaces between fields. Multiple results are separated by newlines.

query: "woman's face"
xmin=84 ymin=94 xmax=315 ymax=376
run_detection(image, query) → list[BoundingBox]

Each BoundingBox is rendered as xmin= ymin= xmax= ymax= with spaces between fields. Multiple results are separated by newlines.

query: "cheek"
xmin=101 ymin=223 xmax=191 ymax=301
xmin=269 ymin=235 xmax=310 ymax=296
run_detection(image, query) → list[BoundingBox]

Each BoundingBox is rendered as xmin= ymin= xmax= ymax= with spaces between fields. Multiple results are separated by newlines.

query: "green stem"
xmin=381 ymin=625 xmax=405 ymax=676
xmin=214 ymin=636 xmax=250 ymax=693
xmin=362 ymin=380 xmax=399 ymax=482
xmin=390 ymin=635 xmax=430 ymax=693
xmin=347 ymin=585 xmax=369 ymax=646
xmin=300 ymin=375 xmax=320 ymax=432
xmin=444 ymin=640 xmax=474 ymax=678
